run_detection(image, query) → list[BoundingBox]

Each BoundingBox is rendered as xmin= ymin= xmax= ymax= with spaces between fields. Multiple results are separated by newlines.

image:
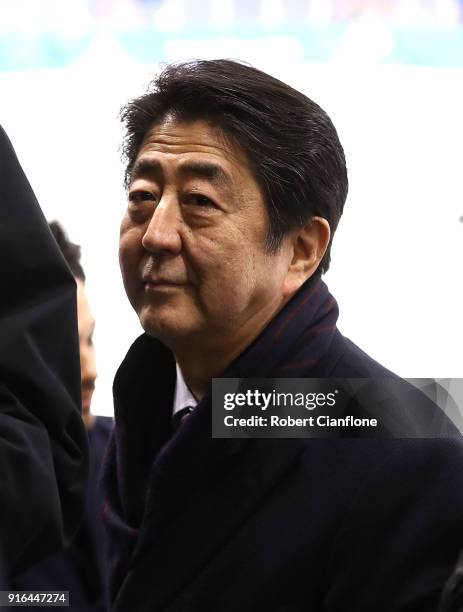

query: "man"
xmin=102 ymin=60 xmax=463 ymax=611
xmin=14 ymin=222 xmax=112 ymax=611
xmin=0 ymin=127 xmax=87 ymax=579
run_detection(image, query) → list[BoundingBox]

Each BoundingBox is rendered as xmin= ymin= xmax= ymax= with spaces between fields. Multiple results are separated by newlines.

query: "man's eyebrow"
xmin=177 ymin=161 xmax=233 ymax=190
xmin=129 ymin=159 xmax=162 ymax=183
xmin=129 ymin=158 xmax=233 ymax=191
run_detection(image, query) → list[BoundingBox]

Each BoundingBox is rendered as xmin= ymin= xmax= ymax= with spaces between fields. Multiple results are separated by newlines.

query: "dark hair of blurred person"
xmin=120 ymin=59 xmax=348 ymax=273
xmin=48 ymin=220 xmax=85 ymax=281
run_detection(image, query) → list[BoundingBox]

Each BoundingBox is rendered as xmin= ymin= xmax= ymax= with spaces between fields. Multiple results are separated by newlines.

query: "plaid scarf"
xmin=101 ymin=274 xmax=339 ymax=607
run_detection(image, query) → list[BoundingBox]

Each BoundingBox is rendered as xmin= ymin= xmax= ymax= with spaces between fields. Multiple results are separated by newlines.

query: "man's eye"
xmin=128 ymin=190 xmax=155 ymax=204
xmin=185 ymin=194 xmax=216 ymax=208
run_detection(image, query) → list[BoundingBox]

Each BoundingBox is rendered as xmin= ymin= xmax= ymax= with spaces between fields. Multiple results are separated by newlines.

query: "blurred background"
xmin=1 ymin=0 xmax=462 ymax=417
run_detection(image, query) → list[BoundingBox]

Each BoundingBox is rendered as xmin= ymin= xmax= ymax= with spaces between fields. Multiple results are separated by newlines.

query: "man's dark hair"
xmin=48 ymin=220 xmax=85 ymax=281
xmin=121 ymin=59 xmax=348 ymax=273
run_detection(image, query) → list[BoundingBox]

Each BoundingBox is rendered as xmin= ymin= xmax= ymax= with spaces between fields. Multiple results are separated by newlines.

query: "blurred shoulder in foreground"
xmin=0 ymin=126 xmax=88 ymax=578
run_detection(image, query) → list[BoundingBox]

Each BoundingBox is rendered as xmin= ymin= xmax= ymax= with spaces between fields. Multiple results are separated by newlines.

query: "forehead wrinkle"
xmin=131 ymin=121 xmax=260 ymax=204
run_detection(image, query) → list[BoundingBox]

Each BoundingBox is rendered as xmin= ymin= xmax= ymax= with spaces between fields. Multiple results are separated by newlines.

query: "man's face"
xmin=119 ymin=118 xmax=295 ymax=354
xmin=76 ymin=279 xmax=97 ymax=427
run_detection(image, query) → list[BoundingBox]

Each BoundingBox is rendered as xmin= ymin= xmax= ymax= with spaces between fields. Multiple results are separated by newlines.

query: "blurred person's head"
xmin=49 ymin=221 xmax=96 ymax=428
xmin=118 ymin=60 xmax=347 ymax=387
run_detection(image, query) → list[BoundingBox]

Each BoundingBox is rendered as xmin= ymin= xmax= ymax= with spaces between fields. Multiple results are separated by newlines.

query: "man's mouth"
xmin=142 ymin=276 xmax=186 ymax=290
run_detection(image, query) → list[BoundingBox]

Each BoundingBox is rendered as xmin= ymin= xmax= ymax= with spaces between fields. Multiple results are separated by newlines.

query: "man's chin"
xmin=140 ymin=315 xmax=190 ymax=346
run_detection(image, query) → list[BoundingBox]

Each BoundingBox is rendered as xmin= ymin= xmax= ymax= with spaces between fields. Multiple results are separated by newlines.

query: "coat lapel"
xmin=120 ymin=421 xmax=306 ymax=611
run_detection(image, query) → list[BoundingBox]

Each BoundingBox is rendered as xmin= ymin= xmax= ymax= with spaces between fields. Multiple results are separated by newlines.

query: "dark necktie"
xmin=172 ymin=406 xmax=194 ymax=432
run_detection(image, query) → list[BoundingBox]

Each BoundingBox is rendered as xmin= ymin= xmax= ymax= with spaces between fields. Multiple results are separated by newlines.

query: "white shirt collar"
xmin=173 ymin=362 xmax=198 ymax=417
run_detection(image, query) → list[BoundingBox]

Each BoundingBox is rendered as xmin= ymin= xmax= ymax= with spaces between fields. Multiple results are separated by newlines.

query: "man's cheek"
xmin=119 ymin=233 xmax=132 ymax=267
xmin=119 ymin=232 xmax=141 ymax=269
xmin=119 ymin=252 xmax=133 ymax=287
xmin=119 ymin=251 xmax=140 ymax=304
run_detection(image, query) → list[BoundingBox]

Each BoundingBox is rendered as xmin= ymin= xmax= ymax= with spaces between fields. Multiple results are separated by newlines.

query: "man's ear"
xmin=283 ymin=217 xmax=331 ymax=297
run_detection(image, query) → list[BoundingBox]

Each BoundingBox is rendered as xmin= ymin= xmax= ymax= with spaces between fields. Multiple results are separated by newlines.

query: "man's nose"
xmin=141 ymin=195 xmax=182 ymax=254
